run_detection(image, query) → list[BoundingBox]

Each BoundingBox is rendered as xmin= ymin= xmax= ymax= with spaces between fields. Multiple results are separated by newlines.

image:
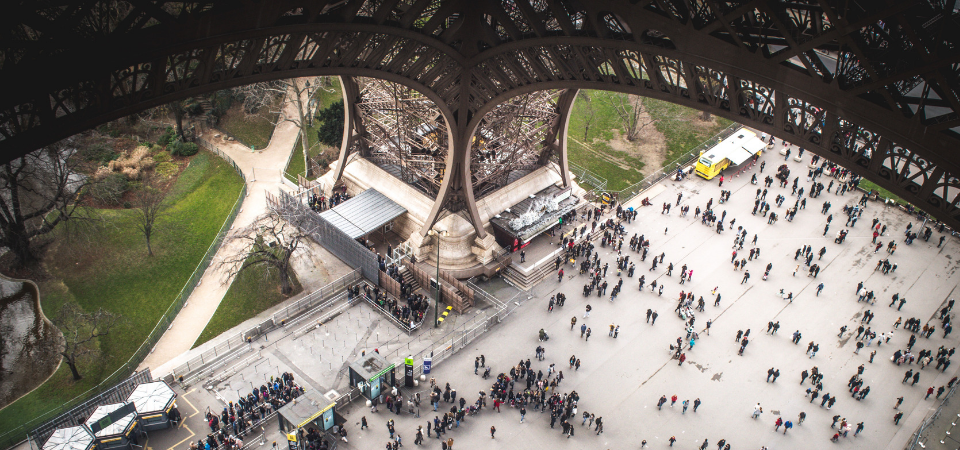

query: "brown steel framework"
xmin=342 ymin=77 xmax=562 ymax=199
xmin=3 ymin=1 xmax=960 ymax=234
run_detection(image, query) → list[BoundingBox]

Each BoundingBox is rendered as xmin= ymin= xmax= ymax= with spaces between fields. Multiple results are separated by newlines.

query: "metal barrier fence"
xmin=0 ymin=144 xmax=250 ymax=450
xmin=170 ymin=268 xmax=362 ymax=381
xmin=197 ymin=137 xmax=246 ymax=178
xmin=28 ymin=370 xmax=153 ymax=447
xmin=269 ymin=189 xmax=380 ymax=281
xmin=568 ymin=162 xmax=608 ymax=191
xmin=906 ymin=382 xmax=960 ymax=449
xmin=609 ymin=122 xmax=743 ymax=204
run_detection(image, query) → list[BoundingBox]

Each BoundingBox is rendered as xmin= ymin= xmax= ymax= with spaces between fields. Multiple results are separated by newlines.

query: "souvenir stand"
xmin=276 ymin=389 xmax=340 ymax=450
xmin=347 ymin=353 xmax=396 ymax=401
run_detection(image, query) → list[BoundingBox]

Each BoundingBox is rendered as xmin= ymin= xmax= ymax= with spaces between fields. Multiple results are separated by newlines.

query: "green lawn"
xmin=567 ymin=140 xmax=643 ymax=191
xmin=858 ymin=179 xmax=906 ymax=204
xmin=643 ymin=98 xmax=734 ymax=164
xmin=0 ymin=151 xmax=243 ymax=437
xmin=566 ymin=90 xmax=732 ymax=192
xmin=219 ymin=107 xmax=277 ymax=150
xmin=286 ymin=144 xmax=306 ymax=183
xmin=566 ymin=91 xmax=645 ymax=191
xmin=194 ymin=260 xmax=302 ymax=347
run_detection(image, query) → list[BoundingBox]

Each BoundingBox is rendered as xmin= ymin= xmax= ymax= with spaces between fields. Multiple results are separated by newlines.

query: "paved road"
xmin=329 ymin=141 xmax=960 ymax=450
xmin=137 ymin=136 xmax=960 ymax=450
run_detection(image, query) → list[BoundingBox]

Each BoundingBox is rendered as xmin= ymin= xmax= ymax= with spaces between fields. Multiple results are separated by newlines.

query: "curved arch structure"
xmin=4 ymin=0 xmax=960 ymax=233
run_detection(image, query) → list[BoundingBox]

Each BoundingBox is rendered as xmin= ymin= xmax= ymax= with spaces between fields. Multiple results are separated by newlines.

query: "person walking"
xmin=489 ymin=426 xmax=496 ymax=439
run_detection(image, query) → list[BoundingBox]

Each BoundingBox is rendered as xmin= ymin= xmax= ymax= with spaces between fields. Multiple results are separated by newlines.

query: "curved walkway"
xmin=139 ymin=81 xmax=308 ymax=372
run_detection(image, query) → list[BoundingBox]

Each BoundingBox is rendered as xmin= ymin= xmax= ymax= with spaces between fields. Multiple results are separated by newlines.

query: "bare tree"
xmin=0 ymin=140 xmax=86 ymax=268
xmin=220 ymin=213 xmax=303 ymax=295
xmin=610 ymin=94 xmax=658 ymax=142
xmin=234 ymin=82 xmax=284 ymax=116
xmin=132 ymin=176 xmax=166 ymax=256
xmin=53 ymin=302 xmax=120 ymax=381
xmin=274 ymin=78 xmax=322 ymax=176
xmin=578 ymin=91 xmax=598 ymax=140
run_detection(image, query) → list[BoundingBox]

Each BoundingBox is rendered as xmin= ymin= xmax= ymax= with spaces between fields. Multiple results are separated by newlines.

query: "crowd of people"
xmin=337 ymin=133 xmax=959 ymax=449
xmin=349 ymin=282 xmax=430 ymax=328
xmin=196 ymin=373 xmax=310 ymax=450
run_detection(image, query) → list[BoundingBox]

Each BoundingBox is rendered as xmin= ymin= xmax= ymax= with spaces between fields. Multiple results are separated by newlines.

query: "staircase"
xmin=502 ymin=224 xmax=605 ymax=291
xmin=400 ymin=264 xmax=472 ymax=315
xmin=399 ymin=266 xmax=420 ymax=292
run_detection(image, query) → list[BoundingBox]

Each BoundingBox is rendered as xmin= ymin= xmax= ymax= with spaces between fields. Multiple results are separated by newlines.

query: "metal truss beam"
xmin=4 ymin=0 xmax=960 ymax=229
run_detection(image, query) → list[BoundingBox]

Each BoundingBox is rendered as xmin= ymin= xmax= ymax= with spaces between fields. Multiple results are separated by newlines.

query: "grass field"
xmin=643 ymin=99 xmax=734 ymax=163
xmin=858 ymin=179 xmax=906 ymax=204
xmin=0 ymin=151 xmax=243 ymax=435
xmin=566 ymin=91 xmax=645 ymax=191
xmin=193 ymin=261 xmax=302 ymax=347
xmin=566 ymin=90 xmax=732 ymax=192
xmin=219 ymin=106 xmax=277 ymax=150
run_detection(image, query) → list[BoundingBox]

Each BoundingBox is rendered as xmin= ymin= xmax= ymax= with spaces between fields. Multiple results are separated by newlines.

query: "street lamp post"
xmin=431 ymin=229 xmax=447 ymax=328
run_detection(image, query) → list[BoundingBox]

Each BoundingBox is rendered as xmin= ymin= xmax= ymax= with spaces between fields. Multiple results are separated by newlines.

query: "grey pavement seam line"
xmin=268 ymin=348 xmax=326 ymax=394
xmin=333 ymin=319 xmax=381 ymax=388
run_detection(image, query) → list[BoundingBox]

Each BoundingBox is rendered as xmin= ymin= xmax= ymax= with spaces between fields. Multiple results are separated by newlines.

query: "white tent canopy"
xmin=43 ymin=427 xmax=94 ymax=450
xmin=86 ymin=403 xmax=136 ymax=438
xmin=127 ymin=381 xmax=175 ymax=414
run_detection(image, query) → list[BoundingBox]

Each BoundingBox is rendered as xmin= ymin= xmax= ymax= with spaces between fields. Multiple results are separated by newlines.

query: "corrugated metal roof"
xmin=319 ymin=189 xmax=407 ymax=239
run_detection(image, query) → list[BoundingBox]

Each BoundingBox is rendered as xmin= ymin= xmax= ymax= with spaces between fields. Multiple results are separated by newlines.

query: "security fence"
xmin=268 ymin=189 xmax=380 ymax=281
xmin=0 ymin=142 xmax=248 ymax=450
xmin=906 ymin=382 xmax=960 ymax=449
xmin=609 ymin=122 xmax=743 ymax=204
xmin=28 ymin=370 xmax=153 ymax=447
xmin=567 ymin=162 xmax=608 ymax=191
xmin=170 ymin=268 xmax=362 ymax=382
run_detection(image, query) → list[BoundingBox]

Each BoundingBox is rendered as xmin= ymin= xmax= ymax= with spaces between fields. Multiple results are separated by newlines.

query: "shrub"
xmin=139 ymin=157 xmax=156 ymax=170
xmin=155 ymin=162 xmax=179 ymax=178
xmin=89 ymin=173 xmax=129 ymax=205
xmin=94 ymin=166 xmax=113 ymax=181
xmin=157 ymin=127 xmax=176 ymax=147
xmin=79 ymin=143 xmax=118 ymax=163
xmin=153 ymin=151 xmax=172 ymax=163
xmin=170 ymin=140 xmax=199 ymax=157
xmin=316 ymin=100 xmax=345 ymax=148
xmin=121 ymin=166 xmax=141 ymax=180
xmin=123 ymin=201 xmax=132 ymax=209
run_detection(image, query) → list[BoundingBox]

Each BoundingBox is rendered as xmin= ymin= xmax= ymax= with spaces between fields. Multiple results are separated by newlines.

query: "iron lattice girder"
xmin=4 ymin=1 xmax=960 ymax=228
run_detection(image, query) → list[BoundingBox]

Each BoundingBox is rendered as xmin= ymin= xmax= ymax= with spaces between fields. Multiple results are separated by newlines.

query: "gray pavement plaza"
xmin=146 ymin=139 xmax=960 ymax=450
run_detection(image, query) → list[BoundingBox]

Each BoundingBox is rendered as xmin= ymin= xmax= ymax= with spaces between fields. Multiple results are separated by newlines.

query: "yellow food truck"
xmin=695 ymin=129 xmax=767 ymax=180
